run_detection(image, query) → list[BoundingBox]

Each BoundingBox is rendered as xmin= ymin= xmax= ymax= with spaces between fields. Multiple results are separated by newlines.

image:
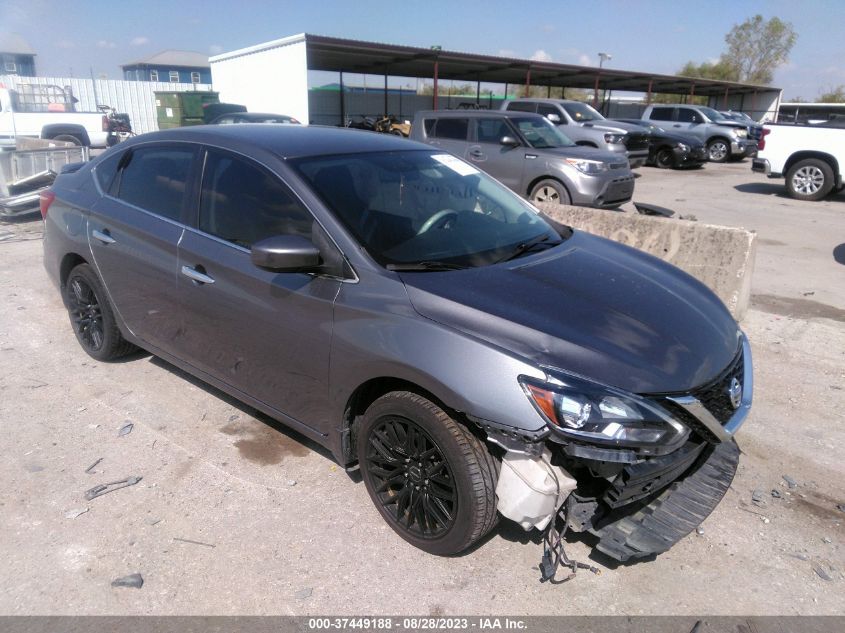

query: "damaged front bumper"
xmin=485 ymin=337 xmax=751 ymax=563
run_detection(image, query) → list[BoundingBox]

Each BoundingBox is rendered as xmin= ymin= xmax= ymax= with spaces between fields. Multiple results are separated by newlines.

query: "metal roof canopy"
xmin=303 ymin=34 xmax=774 ymax=97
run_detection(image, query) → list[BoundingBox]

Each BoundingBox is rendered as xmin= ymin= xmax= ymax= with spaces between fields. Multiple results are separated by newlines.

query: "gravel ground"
xmin=0 ymin=161 xmax=843 ymax=615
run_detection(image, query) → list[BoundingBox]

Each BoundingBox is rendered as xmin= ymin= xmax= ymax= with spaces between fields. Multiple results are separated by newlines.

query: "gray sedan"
xmin=42 ymin=125 xmax=750 ymax=571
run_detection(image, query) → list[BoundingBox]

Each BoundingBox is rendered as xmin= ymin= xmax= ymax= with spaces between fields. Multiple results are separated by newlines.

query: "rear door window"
xmin=649 ymin=107 xmax=675 ymax=121
xmin=676 ymin=108 xmax=700 ymax=123
xmin=537 ymin=103 xmax=563 ymax=122
xmin=432 ymin=118 xmax=469 ymax=140
xmin=93 ymin=151 xmax=123 ymax=194
xmin=198 ymin=149 xmax=314 ymax=248
xmin=115 ymin=146 xmax=194 ymax=221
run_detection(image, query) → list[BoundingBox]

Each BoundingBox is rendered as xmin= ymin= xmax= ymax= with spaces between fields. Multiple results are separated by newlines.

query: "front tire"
xmin=357 ymin=391 xmax=499 ymax=555
xmin=655 ymin=147 xmax=675 ymax=169
xmin=785 ymin=158 xmax=834 ymax=201
xmin=707 ymin=138 xmax=730 ymax=163
xmin=64 ymin=264 xmax=136 ymax=361
xmin=529 ymin=178 xmax=571 ymax=205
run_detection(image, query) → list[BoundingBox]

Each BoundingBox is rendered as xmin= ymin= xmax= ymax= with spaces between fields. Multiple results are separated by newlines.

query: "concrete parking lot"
xmin=0 ymin=161 xmax=843 ymax=615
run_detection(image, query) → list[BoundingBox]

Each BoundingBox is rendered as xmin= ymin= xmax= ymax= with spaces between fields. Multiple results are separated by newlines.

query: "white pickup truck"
xmin=0 ymin=85 xmax=108 ymax=149
xmin=752 ymin=123 xmax=845 ymax=201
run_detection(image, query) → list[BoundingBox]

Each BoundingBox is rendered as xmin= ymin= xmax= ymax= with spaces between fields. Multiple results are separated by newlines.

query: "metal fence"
xmin=1 ymin=75 xmax=214 ymax=135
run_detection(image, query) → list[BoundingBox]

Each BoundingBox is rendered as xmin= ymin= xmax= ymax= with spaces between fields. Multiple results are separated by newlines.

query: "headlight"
xmin=734 ymin=128 xmax=747 ymax=138
xmin=519 ymin=374 xmax=689 ymax=453
xmin=564 ymin=158 xmax=609 ymax=174
xmin=676 ymin=143 xmax=690 ymax=152
xmin=604 ymin=133 xmax=625 ymax=144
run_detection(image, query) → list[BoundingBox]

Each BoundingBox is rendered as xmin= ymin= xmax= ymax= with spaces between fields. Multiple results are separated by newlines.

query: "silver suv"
xmin=501 ymin=99 xmax=650 ymax=168
xmin=410 ymin=110 xmax=635 ymax=209
xmin=641 ymin=104 xmax=753 ymax=162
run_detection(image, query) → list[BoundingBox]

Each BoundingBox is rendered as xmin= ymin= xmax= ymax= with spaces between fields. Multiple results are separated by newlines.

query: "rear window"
xmin=432 ymin=118 xmax=469 ymax=140
xmin=423 ymin=119 xmax=436 ymax=135
xmin=94 ymin=152 xmax=122 ymax=194
xmin=649 ymin=107 xmax=674 ymax=121
xmin=116 ymin=146 xmax=194 ymax=221
xmin=505 ymin=101 xmax=536 ymax=113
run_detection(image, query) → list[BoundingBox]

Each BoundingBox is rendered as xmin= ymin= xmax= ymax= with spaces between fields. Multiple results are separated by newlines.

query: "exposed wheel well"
xmin=784 ymin=151 xmax=840 ymax=177
xmin=60 ymin=253 xmax=88 ymax=288
xmin=340 ymin=377 xmax=472 ymax=465
xmin=575 ymin=141 xmax=598 ymax=148
xmin=707 ymin=136 xmax=730 ymax=146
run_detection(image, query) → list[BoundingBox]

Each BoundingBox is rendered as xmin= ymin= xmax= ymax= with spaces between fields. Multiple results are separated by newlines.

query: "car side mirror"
xmin=546 ymin=113 xmax=561 ymax=123
xmin=500 ymin=135 xmax=520 ymax=147
xmin=251 ymin=235 xmax=322 ymax=272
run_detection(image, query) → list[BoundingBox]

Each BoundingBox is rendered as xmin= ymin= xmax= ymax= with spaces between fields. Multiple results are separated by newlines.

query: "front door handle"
xmin=92 ymin=229 xmax=116 ymax=245
xmin=181 ymin=265 xmax=215 ymax=285
xmin=469 ymin=150 xmax=484 ymax=159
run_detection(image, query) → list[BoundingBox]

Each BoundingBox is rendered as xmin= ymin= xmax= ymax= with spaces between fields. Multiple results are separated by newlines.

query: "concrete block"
xmin=536 ymin=203 xmax=757 ymax=321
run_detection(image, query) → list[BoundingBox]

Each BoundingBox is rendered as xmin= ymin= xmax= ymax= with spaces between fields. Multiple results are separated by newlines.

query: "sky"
xmin=2 ymin=0 xmax=843 ymax=100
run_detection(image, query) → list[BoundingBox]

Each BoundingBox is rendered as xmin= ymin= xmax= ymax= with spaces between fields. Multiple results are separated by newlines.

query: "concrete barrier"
xmin=536 ymin=203 xmax=757 ymax=321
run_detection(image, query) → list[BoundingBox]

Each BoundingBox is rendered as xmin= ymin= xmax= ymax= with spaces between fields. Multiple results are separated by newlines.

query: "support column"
xmin=524 ymin=67 xmax=531 ymax=97
xmin=646 ymin=79 xmax=653 ymax=105
xmin=689 ymin=82 xmax=696 ymax=99
xmin=724 ymin=87 xmax=730 ymax=109
xmin=593 ymin=73 xmax=600 ymax=106
xmin=339 ymin=70 xmax=345 ymax=126
xmin=384 ymin=71 xmax=388 ymax=115
xmin=476 ymin=78 xmax=481 ymax=105
xmin=433 ymin=60 xmax=439 ymax=110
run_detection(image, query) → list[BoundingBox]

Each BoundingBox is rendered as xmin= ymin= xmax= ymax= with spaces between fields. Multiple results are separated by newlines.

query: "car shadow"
xmin=147 ymin=355 xmax=336 ymax=463
xmin=733 ymin=182 xmax=790 ymax=197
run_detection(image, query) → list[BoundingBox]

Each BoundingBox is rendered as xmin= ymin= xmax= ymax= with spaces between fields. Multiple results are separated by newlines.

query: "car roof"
xmin=120 ymin=124 xmax=431 ymax=159
xmin=415 ymin=110 xmax=546 ymax=120
xmin=226 ymin=112 xmax=294 ymax=119
xmin=505 ymin=98 xmax=581 ymax=104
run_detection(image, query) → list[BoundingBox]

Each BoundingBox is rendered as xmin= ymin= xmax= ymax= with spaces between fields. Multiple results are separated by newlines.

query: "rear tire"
xmin=785 ymin=158 xmax=834 ymax=201
xmin=64 ymin=264 xmax=136 ymax=361
xmin=529 ymin=179 xmax=571 ymax=205
xmin=357 ymin=391 xmax=499 ymax=555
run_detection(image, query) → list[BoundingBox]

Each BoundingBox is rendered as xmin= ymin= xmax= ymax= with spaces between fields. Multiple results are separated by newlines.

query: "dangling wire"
xmin=539 ymin=491 xmax=601 ymax=583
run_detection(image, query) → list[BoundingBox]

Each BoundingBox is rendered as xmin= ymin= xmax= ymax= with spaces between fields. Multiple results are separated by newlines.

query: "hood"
xmin=399 ymin=231 xmax=739 ymax=394
xmin=535 ymin=144 xmax=624 ymax=164
xmin=582 ymin=119 xmax=647 ymax=134
xmin=713 ymin=120 xmax=746 ymax=130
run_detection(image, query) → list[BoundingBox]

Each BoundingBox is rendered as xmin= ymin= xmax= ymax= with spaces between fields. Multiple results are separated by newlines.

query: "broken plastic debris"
xmin=771 ymin=489 xmax=781 ymax=499
xmin=173 ymin=537 xmax=215 ymax=548
xmin=813 ymin=564 xmax=833 ymax=582
xmin=294 ymin=587 xmax=313 ymax=600
xmin=84 ymin=476 xmax=142 ymax=501
xmin=287 ymin=480 xmax=297 ymax=487
xmin=65 ymin=507 xmax=89 ymax=519
xmin=85 ymin=458 xmax=103 ymax=474
xmin=783 ymin=474 xmax=798 ymax=489
xmin=118 ymin=421 xmax=134 ymax=437
xmin=695 ymin=526 xmax=704 ymax=536
xmin=111 ymin=573 xmax=144 ymax=589
xmin=751 ymin=490 xmax=765 ymax=505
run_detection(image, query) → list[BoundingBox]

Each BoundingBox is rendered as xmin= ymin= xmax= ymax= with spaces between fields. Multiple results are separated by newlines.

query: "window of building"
xmin=149 ymin=69 xmax=158 ymax=82
xmin=191 ymin=72 xmax=200 ymax=84
xmin=4 ymin=60 xmax=17 ymax=73
xmin=116 ymin=146 xmax=194 ymax=221
xmin=169 ymin=71 xmax=179 ymax=83
xmin=431 ymin=118 xmax=469 ymax=141
xmin=199 ymin=149 xmax=314 ymax=248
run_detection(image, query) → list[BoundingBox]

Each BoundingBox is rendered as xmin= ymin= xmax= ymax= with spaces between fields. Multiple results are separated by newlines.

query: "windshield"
xmin=562 ymin=102 xmax=604 ymax=122
xmin=699 ymin=107 xmax=727 ymax=121
xmin=293 ymin=150 xmax=562 ymax=268
xmin=512 ymin=117 xmax=575 ymax=148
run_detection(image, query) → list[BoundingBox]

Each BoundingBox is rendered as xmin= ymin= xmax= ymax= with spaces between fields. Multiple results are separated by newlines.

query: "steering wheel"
xmin=417 ymin=209 xmax=458 ymax=235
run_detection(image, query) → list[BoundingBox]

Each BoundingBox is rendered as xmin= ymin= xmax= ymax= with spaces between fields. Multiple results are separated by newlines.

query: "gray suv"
xmin=501 ymin=99 xmax=650 ymax=168
xmin=410 ymin=110 xmax=635 ymax=209
xmin=43 ymin=125 xmax=751 ymax=572
xmin=641 ymin=104 xmax=753 ymax=162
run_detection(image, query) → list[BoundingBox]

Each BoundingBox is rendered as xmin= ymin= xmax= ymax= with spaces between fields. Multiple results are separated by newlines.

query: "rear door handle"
xmin=92 ymin=229 xmax=116 ymax=245
xmin=181 ymin=265 xmax=215 ymax=285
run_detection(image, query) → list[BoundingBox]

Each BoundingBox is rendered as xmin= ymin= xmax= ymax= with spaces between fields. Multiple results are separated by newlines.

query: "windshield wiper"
xmin=495 ymin=234 xmax=560 ymax=264
xmin=386 ymin=261 xmax=469 ymax=272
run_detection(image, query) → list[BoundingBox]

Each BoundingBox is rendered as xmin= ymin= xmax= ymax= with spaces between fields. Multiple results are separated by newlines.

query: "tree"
xmin=723 ymin=15 xmax=796 ymax=84
xmin=676 ymin=15 xmax=796 ymax=86
xmin=819 ymin=86 xmax=845 ymax=103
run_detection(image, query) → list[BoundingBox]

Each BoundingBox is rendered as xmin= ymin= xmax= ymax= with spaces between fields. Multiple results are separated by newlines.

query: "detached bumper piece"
xmin=589 ymin=439 xmax=739 ymax=562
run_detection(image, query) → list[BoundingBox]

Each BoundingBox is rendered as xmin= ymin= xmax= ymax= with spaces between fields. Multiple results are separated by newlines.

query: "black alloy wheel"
xmin=64 ymin=264 xmax=136 ymax=361
xmin=365 ymin=416 xmax=457 ymax=538
xmin=67 ymin=275 xmax=104 ymax=353
xmin=357 ymin=391 xmax=499 ymax=555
